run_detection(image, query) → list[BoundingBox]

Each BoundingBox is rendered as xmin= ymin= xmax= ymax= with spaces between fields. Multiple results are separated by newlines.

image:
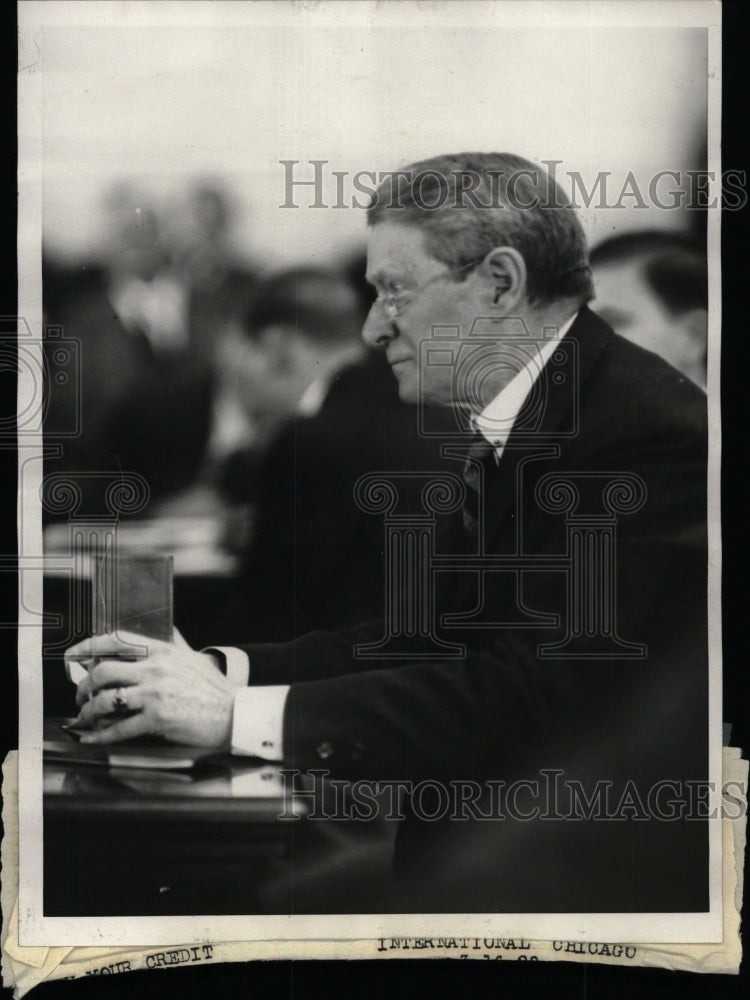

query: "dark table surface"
xmin=43 ymin=719 xmax=303 ymax=824
xmin=42 ymin=720 xmax=308 ymax=915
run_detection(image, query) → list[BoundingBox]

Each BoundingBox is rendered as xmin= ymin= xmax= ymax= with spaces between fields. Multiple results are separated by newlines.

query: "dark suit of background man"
xmin=69 ymin=152 xmax=709 ymax=914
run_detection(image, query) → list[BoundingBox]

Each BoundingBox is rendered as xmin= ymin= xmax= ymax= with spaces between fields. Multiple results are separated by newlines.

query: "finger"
xmin=75 ymin=674 xmax=93 ymax=706
xmin=86 ymin=715 xmax=120 ymax=731
xmin=76 ymin=686 xmax=145 ymax=727
xmin=75 ymin=660 xmax=145 ymax=705
xmin=79 ymin=712 xmax=151 ymax=745
xmin=88 ymin=660 xmax=147 ymax=694
xmin=65 ymin=631 xmax=163 ymax=663
xmin=65 ymin=657 xmax=96 ymax=687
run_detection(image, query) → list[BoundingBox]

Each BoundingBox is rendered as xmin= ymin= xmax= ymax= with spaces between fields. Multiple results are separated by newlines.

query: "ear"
xmin=478 ymin=247 xmax=527 ymax=312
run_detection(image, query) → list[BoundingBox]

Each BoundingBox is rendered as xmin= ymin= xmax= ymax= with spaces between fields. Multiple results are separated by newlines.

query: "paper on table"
xmin=2 ymin=749 xmax=745 ymax=996
xmin=43 ymin=735 xmax=221 ymax=771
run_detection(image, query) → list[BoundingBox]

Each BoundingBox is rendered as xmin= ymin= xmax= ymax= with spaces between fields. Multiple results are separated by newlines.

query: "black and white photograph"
xmin=13 ymin=0 xmax=732 ymax=962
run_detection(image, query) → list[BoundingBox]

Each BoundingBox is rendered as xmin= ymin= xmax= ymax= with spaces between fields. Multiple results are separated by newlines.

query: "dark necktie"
xmin=461 ymin=431 xmax=497 ymax=539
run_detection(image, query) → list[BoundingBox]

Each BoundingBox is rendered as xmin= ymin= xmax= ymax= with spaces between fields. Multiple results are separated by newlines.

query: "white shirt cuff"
xmin=231 ymin=685 xmax=290 ymax=760
xmin=201 ymin=646 xmax=250 ymax=686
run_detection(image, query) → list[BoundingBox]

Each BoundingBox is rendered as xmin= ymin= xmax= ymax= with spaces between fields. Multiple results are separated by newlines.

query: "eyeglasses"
xmin=373 ymin=261 xmax=477 ymax=319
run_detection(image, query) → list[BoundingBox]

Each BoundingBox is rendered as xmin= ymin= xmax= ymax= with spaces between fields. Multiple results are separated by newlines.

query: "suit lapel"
xmin=448 ymin=309 xmax=615 ymax=608
xmin=484 ymin=307 xmax=614 ymax=542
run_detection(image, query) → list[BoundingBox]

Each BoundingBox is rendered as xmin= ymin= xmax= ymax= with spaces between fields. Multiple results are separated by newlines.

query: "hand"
xmin=65 ymin=629 xmax=237 ymax=747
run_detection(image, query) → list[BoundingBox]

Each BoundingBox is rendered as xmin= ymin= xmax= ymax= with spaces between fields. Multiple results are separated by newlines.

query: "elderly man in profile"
xmin=66 ymin=153 xmax=708 ymax=913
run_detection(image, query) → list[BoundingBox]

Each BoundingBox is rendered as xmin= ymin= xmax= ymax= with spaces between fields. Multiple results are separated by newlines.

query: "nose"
xmin=362 ymin=302 xmax=396 ymax=349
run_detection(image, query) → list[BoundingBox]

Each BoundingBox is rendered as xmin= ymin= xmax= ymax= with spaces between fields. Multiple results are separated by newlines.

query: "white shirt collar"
xmin=297 ymin=374 xmax=330 ymax=417
xmin=471 ymin=312 xmax=578 ymax=453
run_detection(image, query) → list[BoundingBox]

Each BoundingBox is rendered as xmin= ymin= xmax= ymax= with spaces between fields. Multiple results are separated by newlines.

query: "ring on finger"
xmin=112 ymin=687 xmax=129 ymax=713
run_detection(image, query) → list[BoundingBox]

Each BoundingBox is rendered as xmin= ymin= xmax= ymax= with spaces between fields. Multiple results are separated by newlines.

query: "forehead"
xmin=365 ymin=221 xmax=441 ymax=283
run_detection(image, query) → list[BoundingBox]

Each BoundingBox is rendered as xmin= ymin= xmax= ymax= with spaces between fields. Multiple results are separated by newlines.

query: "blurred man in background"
xmin=220 ymin=267 xmax=366 ymax=453
xmin=590 ymin=231 xmax=707 ymax=389
xmin=167 ymin=180 xmax=260 ymax=374
xmin=43 ymin=185 xmax=213 ymax=513
xmin=218 ymin=267 xmax=447 ymax=641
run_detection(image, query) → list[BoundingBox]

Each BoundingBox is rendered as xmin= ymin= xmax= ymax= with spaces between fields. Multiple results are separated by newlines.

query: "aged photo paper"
xmin=15 ymin=0 xmax=730 ymax=959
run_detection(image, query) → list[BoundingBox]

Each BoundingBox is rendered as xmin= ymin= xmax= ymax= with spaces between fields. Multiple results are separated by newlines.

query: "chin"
xmin=388 ymin=366 xmax=415 ymax=401
xmin=396 ymin=381 xmax=419 ymax=404
xmin=393 ymin=368 xmax=447 ymax=406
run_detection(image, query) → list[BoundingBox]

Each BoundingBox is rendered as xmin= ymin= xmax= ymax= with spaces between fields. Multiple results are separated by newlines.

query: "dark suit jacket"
xmin=241 ymin=308 xmax=709 ymax=913
xmin=224 ymin=351 xmax=451 ymax=642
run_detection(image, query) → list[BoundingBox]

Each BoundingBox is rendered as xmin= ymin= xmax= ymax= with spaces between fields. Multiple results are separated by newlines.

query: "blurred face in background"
xmin=223 ymin=324 xmax=304 ymax=421
xmin=220 ymin=322 xmax=325 ymax=450
xmin=108 ymin=208 xmax=166 ymax=281
xmin=592 ymin=260 xmax=707 ymax=388
xmin=167 ymin=186 xmax=233 ymax=281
